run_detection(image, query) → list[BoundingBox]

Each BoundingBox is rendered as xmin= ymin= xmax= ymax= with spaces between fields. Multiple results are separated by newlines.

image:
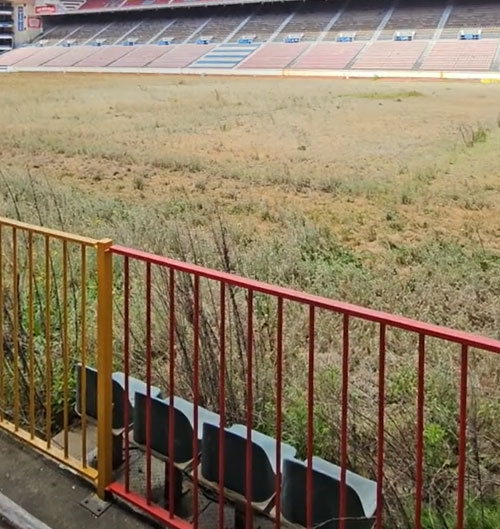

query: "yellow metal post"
xmin=96 ymin=238 xmax=113 ymax=499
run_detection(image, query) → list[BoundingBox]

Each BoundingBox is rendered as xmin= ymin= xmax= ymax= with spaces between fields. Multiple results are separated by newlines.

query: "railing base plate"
xmin=80 ymin=494 xmax=111 ymax=517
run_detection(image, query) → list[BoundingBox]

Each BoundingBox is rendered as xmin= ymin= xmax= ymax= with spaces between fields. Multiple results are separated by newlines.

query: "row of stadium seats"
xmin=37 ymin=0 xmax=500 ymax=48
xmin=2 ymin=39 xmax=499 ymax=71
xmin=76 ymin=364 xmax=376 ymax=529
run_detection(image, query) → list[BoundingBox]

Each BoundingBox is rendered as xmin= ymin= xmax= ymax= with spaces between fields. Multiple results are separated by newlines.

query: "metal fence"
xmin=107 ymin=244 xmax=500 ymax=529
xmin=0 ymin=217 xmax=113 ymax=495
xmin=2 ymin=217 xmax=500 ymax=529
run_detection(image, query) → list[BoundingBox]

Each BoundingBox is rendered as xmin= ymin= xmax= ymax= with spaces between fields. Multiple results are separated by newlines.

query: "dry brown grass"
xmin=2 ymin=73 xmax=500 ymax=528
xmin=2 ymin=74 xmax=500 ymax=255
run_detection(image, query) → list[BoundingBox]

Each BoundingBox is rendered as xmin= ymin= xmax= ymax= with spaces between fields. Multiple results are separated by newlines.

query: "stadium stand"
xmin=352 ymin=39 xmax=427 ymax=68
xmin=237 ymin=41 xmax=309 ymax=68
xmin=43 ymin=44 xmax=100 ymax=65
xmin=0 ymin=45 xmax=38 ymax=65
xmin=130 ymin=18 xmax=175 ymax=43
xmin=190 ymin=43 xmax=259 ymax=67
xmin=78 ymin=0 xmax=123 ymax=11
xmin=292 ymin=41 xmax=365 ymax=69
xmin=161 ymin=14 xmax=211 ymax=42
xmin=109 ymin=43 xmax=171 ymax=65
xmin=379 ymin=0 xmax=447 ymax=40
xmin=74 ymin=44 xmax=133 ymax=65
xmin=4 ymin=0 xmax=500 ymax=73
xmin=420 ymin=39 xmax=498 ymax=69
xmin=57 ymin=17 xmax=110 ymax=44
xmin=232 ymin=3 xmax=294 ymax=42
xmin=14 ymin=45 xmax=69 ymax=65
xmin=92 ymin=17 xmax=144 ymax=43
xmin=186 ymin=8 xmax=248 ymax=42
xmin=441 ymin=0 xmax=500 ymax=39
xmin=60 ymin=0 xmax=87 ymax=11
xmin=147 ymin=42 xmax=216 ymax=66
xmin=274 ymin=0 xmax=337 ymax=42
xmin=36 ymin=21 xmax=83 ymax=45
xmin=326 ymin=0 xmax=389 ymax=41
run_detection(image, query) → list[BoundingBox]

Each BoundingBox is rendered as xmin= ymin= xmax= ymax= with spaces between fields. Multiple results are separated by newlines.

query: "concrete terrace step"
xmin=237 ymin=41 xmax=310 ymax=69
xmin=146 ymin=43 xmax=216 ymax=67
xmin=352 ymin=40 xmax=427 ymax=69
xmin=292 ymin=41 xmax=365 ymax=69
xmin=109 ymin=44 xmax=174 ymax=67
xmin=421 ymin=39 xmax=498 ymax=70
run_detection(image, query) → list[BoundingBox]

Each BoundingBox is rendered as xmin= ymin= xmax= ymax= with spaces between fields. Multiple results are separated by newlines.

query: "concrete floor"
xmin=0 ymin=429 xmax=159 ymax=529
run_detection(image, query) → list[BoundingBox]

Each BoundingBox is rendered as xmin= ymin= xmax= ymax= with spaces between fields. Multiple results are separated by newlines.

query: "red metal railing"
xmin=107 ymin=244 xmax=500 ymax=529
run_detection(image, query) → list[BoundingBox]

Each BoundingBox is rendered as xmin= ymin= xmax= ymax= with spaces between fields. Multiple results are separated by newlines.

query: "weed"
xmin=459 ymin=123 xmax=489 ymax=148
xmin=133 ymin=175 xmax=145 ymax=190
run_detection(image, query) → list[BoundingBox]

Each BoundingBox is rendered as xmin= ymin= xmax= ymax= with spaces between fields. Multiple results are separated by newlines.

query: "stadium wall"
xmin=11 ymin=0 xmax=42 ymax=46
xmin=5 ymin=64 xmax=500 ymax=81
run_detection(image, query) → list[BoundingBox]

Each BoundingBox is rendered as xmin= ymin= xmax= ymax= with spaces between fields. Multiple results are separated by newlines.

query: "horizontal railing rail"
xmin=0 ymin=216 xmax=98 ymax=247
xmin=110 ymin=245 xmax=500 ymax=353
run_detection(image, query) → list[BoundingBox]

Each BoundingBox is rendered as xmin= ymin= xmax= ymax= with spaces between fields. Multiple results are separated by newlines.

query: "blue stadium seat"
xmin=75 ymin=364 xmax=162 ymax=430
xmin=133 ymin=393 xmax=220 ymax=466
xmin=281 ymin=457 xmax=376 ymax=529
xmin=201 ymin=423 xmax=297 ymax=505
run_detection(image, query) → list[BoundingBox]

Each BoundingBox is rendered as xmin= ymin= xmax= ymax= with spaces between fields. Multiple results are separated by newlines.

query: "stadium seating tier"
xmin=4 ymin=0 xmax=500 ymax=72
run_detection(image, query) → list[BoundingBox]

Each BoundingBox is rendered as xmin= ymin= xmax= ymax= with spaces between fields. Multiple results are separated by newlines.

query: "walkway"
xmin=0 ymin=430 xmax=157 ymax=529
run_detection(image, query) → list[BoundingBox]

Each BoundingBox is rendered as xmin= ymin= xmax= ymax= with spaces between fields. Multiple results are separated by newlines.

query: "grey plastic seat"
xmin=133 ymin=393 xmax=220 ymax=466
xmin=75 ymin=364 xmax=161 ymax=429
xmin=201 ymin=422 xmax=297 ymax=505
xmin=281 ymin=456 xmax=377 ymax=529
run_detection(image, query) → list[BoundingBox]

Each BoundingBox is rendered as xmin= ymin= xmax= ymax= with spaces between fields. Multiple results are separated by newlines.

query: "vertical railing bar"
xmin=415 ymin=333 xmax=426 ymax=529
xmin=146 ymin=262 xmax=152 ymax=505
xmin=0 ymin=224 xmax=3 ymax=423
xmin=45 ymin=235 xmax=52 ymax=448
xmin=218 ymin=281 xmax=226 ymax=529
xmin=339 ymin=313 xmax=349 ymax=529
xmin=245 ymin=289 xmax=254 ymax=529
xmin=193 ymin=274 xmax=200 ymax=529
xmin=28 ymin=232 xmax=35 ymax=439
xmin=275 ymin=297 xmax=284 ymax=529
xmin=376 ymin=323 xmax=386 ymax=529
xmin=168 ymin=267 xmax=176 ymax=517
xmin=123 ymin=256 xmax=130 ymax=492
xmin=457 ymin=344 xmax=469 ymax=529
xmin=306 ymin=304 xmax=315 ymax=529
xmin=62 ymin=240 xmax=69 ymax=459
xmin=81 ymin=245 xmax=87 ymax=468
xmin=12 ymin=227 xmax=19 ymax=431
xmin=96 ymin=238 xmax=113 ymax=499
